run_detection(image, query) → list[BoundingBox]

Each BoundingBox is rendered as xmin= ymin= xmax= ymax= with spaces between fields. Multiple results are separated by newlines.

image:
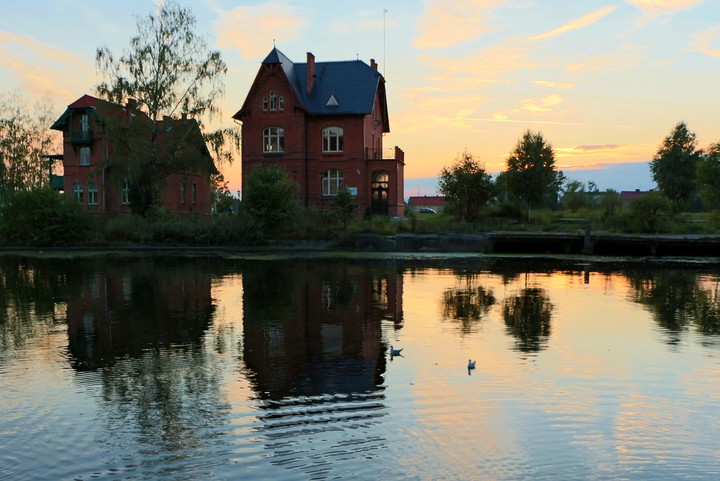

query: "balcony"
xmin=365 ymin=146 xmax=404 ymax=162
xmin=70 ymin=129 xmax=93 ymax=144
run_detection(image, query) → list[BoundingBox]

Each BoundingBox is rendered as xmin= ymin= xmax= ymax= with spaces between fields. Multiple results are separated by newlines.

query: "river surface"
xmin=1 ymin=252 xmax=719 ymax=480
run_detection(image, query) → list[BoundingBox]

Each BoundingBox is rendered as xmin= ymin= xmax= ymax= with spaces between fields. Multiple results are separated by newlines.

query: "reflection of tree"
xmin=502 ymin=288 xmax=553 ymax=352
xmin=441 ymin=281 xmax=496 ymax=335
xmin=628 ymin=270 xmax=720 ymax=339
xmin=0 ymin=256 xmax=76 ymax=353
xmin=99 ymin=347 xmax=231 ymax=457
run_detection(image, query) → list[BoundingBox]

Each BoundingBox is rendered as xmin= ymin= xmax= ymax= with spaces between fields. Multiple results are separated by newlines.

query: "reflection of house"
xmin=233 ymin=48 xmax=405 ymax=216
xmin=242 ymin=261 xmax=403 ymax=398
xmin=408 ymin=195 xmax=447 ymax=213
xmin=65 ymin=258 xmax=214 ymax=369
xmin=50 ymin=94 xmax=217 ymax=214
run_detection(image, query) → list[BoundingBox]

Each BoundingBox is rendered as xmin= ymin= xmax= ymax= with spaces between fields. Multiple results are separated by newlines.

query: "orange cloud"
xmin=624 ymin=0 xmax=701 ymax=16
xmin=534 ymin=80 xmax=575 ymax=89
xmin=0 ymin=32 xmax=91 ymax=100
xmin=414 ymin=0 xmax=503 ymax=49
xmin=531 ymin=6 xmax=618 ymax=41
xmin=215 ymin=3 xmax=305 ymax=58
xmin=521 ymin=94 xmax=563 ymax=112
xmin=692 ymin=25 xmax=720 ymax=57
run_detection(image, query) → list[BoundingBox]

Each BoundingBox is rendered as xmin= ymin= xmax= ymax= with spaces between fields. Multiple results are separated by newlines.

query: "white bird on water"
xmin=468 ymin=359 xmax=476 ymax=370
xmin=390 ymin=346 xmax=404 ymax=357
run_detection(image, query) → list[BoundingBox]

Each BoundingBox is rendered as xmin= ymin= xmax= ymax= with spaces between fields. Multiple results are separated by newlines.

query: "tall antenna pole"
xmin=383 ymin=8 xmax=387 ymax=78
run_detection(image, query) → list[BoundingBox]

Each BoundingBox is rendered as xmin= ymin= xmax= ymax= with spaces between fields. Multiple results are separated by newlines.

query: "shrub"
xmin=0 ymin=188 xmax=92 ymax=246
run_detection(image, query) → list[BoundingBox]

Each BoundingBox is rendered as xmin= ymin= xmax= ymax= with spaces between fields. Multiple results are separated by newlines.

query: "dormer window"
xmin=322 ymin=127 xmax=344 ymax=152
xmin=326 ymin=94 xmax=339 ymax=108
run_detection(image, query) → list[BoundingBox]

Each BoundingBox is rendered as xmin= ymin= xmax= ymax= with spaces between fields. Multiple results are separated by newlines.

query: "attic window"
xmin=326 ymin=94 xmax=339 ymax=108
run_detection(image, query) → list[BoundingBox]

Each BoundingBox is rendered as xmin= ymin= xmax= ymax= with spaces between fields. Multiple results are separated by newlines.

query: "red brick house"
xmin=51 ymin=94 xmax=217 ymax=215
xmin=408 ymin=196 xmax=448 ymax=213
xmin=233 ymin=48 xmax=404 ymax=217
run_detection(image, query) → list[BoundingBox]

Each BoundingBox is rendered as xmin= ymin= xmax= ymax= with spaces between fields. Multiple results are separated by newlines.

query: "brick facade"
xmin=234 ymin=49 xmax=404 ymax=217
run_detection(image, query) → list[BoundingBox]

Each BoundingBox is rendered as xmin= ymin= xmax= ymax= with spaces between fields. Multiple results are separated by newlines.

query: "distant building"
xmin=620 ymin=189 xmax=651 ymax=205
xmin=51 ymin=94 xmax=217 ymax=215
xmin=407 ymin=195 xmax=447 ymax=213
xmin=233 ymin=48 xmax=405 ymax=217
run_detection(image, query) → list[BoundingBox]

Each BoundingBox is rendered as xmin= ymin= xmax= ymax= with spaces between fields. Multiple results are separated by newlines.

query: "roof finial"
xmin=273 ymin=39 xmax=276 ymax=48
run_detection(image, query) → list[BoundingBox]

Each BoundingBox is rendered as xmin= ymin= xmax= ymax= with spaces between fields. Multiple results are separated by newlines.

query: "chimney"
xmin=370 ymin=58 xmax=377 ymax=71
xmin=181 ymin=112 xmax=187 ymax=120
xmin=126 ymin=98 xmax=137 ymax=109
xmin=306 ymin=52 xmax=316 ymax=95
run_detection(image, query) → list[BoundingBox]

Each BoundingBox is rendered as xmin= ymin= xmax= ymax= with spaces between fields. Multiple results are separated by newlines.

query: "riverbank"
xmin=3 ymin=231 xmax=720 ymax=260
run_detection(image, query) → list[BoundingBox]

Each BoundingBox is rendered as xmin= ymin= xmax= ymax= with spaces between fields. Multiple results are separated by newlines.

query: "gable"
xmin=233 ymin=48 xmax=389 ymax=130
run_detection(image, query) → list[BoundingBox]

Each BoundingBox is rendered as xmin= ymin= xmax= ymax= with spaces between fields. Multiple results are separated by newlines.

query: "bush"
xmin=0 ymin=189 xmax=92 ymax=246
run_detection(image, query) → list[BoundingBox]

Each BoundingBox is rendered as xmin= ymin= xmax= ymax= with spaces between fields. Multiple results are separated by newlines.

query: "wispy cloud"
xmin=414 ymin=0 xmax=503 ymax=49
xmin=692 ymin=24 xmax=720 ymax=57
xmin=531 ymin=6 xmax=618 ymax=41
xmin=534 ymin=80 xmax=575 ymax=88
xmin=521 ymin=94 xmax=564 ymax=112
xmin=214 ymin=3 xmax=305 ymax=58
xmin=624 ymin=0 xmax=702 ymax=16
xmin=0 ymin=32 xmax=91 ymax=99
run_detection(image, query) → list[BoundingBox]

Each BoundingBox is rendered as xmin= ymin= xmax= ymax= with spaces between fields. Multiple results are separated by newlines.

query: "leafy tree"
xmin=243 ymin=164 xmax=298 ymax=234
xmin=561 ymin=180 xmax=598 ymax=212
xmin=696 ymin=142 xmax=720 ymax=210
xmin=331 ymin=187 xmax=358 ymax=234
xmin=95 ymin=1 xmax=228 ymax=216
xmin=504 ymin=130 xmax=563 ymax=222
xmin=438 ymin=150 xmax=495 ymax=222
xmin=649 ymin=122 xmax=701 ymax=209
xmin=0 ymin=93 xmax=60 ymax=203
xmin=211 ymin=174 xmax=235 ymax=214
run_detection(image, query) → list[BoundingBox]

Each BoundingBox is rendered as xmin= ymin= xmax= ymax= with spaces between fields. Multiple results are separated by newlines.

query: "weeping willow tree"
xmin=95 ymin=1 xmax=238 ymax=216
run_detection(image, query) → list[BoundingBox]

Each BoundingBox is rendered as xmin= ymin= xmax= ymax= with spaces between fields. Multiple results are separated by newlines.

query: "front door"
xmin=371 ymin=172 xmax=389 ymax=215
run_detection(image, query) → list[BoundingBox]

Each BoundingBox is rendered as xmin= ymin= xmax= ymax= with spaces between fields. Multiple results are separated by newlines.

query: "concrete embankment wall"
xmin=350 ymin=233 xmax=720 ymax=257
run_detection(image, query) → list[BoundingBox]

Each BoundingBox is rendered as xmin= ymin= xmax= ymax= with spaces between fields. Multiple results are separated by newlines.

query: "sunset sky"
xmin=2 ymin=0 xmax=719 ymax=195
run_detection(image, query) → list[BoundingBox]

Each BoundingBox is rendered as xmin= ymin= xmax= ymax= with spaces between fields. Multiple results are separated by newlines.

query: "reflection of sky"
xmin=382 ymin=267 xmax=720 ymax=479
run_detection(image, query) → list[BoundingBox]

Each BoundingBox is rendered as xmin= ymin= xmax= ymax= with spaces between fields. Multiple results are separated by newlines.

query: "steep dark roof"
xmin=242 ymin=48 xmax=386 ymax=118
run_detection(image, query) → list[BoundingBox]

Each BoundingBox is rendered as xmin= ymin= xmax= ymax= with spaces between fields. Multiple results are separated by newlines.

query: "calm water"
xmin=1 ymin=253 xmax=719 ymax=481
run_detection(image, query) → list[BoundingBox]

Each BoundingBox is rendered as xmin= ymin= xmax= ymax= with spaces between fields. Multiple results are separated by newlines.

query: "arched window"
xmin=322 ymin=127 xmax=344 ymax=152
xmin=263 ymin=127 xmax=285 ymax=152
xmin=322 ymin=169 xmax=344 ymax=196
xmin=269 ymin=90 xmax=278 ymax=110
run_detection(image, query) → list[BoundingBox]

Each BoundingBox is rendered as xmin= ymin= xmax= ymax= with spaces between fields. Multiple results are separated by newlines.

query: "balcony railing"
xmin=365 ymin=146 xmax=404 ymax=162
xmin=70 ymin=129 xmax=93 ymax=144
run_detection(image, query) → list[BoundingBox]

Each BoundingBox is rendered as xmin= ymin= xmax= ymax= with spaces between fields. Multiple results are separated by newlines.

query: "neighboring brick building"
xmin=233 ymin=48 xmax=405 ymax=217
xmin=51 ymin=94 xmax=217 ymax=215
xmin=408 ymin=196 xmax=448 ymax=213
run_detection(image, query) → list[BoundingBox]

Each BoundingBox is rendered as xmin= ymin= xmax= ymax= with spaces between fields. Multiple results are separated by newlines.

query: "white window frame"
xmin=269 ymin=90 xmax=278 ymax=111
xmin=80 ymin=113 xmax=89 ymax=132
xmin=322 ymin=127 xmax=344 ymax=152
xmin=322 ymin=169 xmax=344 ymax=196
xmin=74 ymin=182 xmax=84 ymax=203
xmin=79 ymin=146 xmax=91 ymax=166
xmin=87 ymin=182 xmax=98 ymax=205
xmin=263 ymin=126 xmax=284 ymax=153
xmin=121 ymin=179 xmax=130 ymax=205
xmin=263 ymin=96 xmax=268 ymax=111
xmin=181 ymin=181 xmax=187 ymax=204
